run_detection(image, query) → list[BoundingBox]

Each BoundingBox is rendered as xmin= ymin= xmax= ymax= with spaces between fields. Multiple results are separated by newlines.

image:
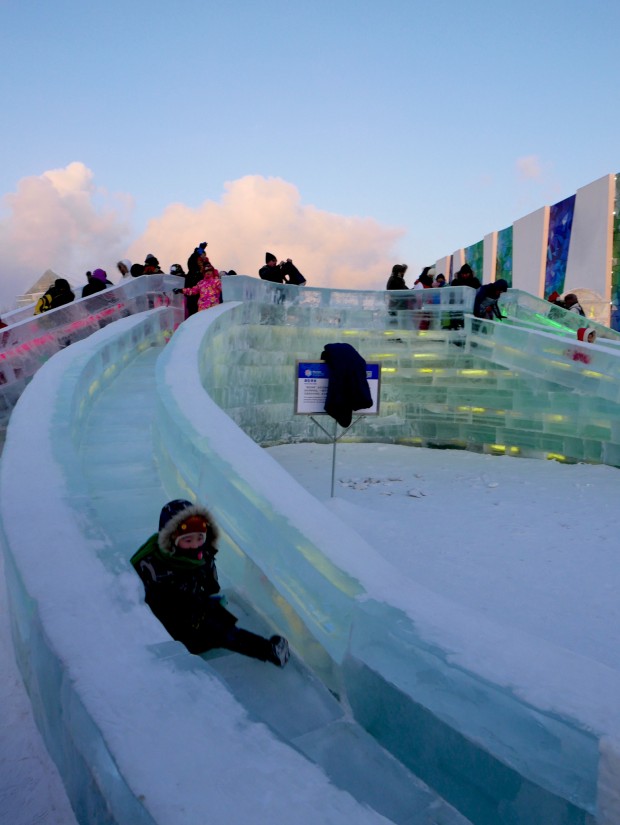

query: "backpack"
xmin=34 ymin=292 xmax=52 ymax=315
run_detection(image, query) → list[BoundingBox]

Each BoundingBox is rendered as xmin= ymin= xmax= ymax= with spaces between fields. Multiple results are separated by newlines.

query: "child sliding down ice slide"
xmin=131 ymin=499 xmax=290 ymax=667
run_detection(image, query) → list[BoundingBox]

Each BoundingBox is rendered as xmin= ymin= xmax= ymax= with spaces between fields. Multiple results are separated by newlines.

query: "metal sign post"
xmin=295 ymin=361 xmax=381 ymax=498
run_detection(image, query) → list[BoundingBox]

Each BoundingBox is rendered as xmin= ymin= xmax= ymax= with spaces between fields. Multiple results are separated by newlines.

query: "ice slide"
xmin=0 ymin=303 xmax=468 ymax=824
xmin=2 ymin=278 xmax=620 ymax=824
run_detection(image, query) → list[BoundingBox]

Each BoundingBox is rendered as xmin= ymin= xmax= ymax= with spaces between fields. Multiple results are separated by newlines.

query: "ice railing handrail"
xmin=222 ymin=274 xmax=475 ymax=315
xmin=0 ymin=276 xmax=184 ymax=441
xmin=500 ymin=288 xmax=620 ymax=340
xmin=153 ymin=301 xmax=620 ymax=822
xmin=466 ymin=313 xmax=620 ymax=403
xmin=223 ymin=275 xmax=620 ymax=342
xmin=0 ymin=310 xmax=177 ymax=825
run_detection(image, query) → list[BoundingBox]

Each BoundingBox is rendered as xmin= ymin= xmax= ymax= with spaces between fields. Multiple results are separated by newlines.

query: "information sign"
xmin=295 ymin=361 xmax=380 ymax=415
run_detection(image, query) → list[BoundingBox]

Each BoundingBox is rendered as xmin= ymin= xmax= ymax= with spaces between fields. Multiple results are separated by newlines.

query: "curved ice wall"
xmin=0 ymin=307 xmax=391 ymax=825
xmin=214 ymin=277 xmax=620 ymax=467
xmin=154 ymin=293 xmax=620 ymax=824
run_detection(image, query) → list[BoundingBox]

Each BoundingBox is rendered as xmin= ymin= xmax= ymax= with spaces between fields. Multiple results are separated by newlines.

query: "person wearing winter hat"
xmin=117 ymin=259 xmax=132 ymax=280
xmin=176 ymin=261 xmax=222 ymax=311
xmin=259 ymin=252 xmax=285 ymax=283
xmin=577 ymin=327 xmax=596 ymax=343
xmin=47 ymin=278 xmax=75 ymax=309
xmin=143 ymin=254 xmax=163 ymax=275
xmin=473 ymin=279 xmax=508 ymax=320
xmin=259 ymin=252 xmax=306 ymax=285
xmin=563 ymin=293 xmax=585 ymax=316
xmin=82 ymin=269 xmax=108 ymax=298
xmin=451 ymin=263 xmax=481 ymax=289
xmin=130 ymin=500 xmax=290 ymax=666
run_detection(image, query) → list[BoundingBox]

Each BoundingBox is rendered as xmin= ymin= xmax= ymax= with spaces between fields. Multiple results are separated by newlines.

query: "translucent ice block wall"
xmin=500 ymin=288 xmax=620 ymax=340
xmin=154 ymin=292 xmax=620 ymax=823
xmin=0 ymin=310 xmax=177 ymax=825
xmin=0 ymin=276 xmax=184 ymax=445
xmin=214 ymin=277 xmax=620 ymax=466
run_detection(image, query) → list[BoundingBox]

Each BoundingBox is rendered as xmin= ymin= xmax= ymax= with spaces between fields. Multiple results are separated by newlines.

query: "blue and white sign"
xmin=295 ymin=361 xmax=381 ymax=415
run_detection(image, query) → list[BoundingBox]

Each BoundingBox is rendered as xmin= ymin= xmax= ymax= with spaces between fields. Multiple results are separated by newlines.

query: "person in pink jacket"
xmin=178 ymin=263 xmax=222 ymax=311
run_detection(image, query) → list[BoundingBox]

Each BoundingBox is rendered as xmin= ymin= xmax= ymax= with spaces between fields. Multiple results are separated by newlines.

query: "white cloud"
xmin=516 ymin=155 xmax=543 ymax=181
xmin=0 ymin=170 xmax=405 ymax=312
xmin=127 ymin=175 xmax=405 ymax=290
xmin=0 ymin=162 xmax=132 ymax=309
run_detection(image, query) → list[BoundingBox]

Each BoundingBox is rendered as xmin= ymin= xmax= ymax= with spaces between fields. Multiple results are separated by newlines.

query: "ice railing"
xmin=222 ymin=275 xmax=475 ymax=330
xmin=153 ymin=302 xmax=620 ymax=824
xmin=466 ymin=314 xmax=620 ymax=400
xmin=197 ymin=294 xmax=620 ymax=468
xmin=500 ymin=288 xmax=620 ymax=341
xmin=0 ymin=310 xmax=177 ymax=825
xmin=0 ymin=275 xmax=184 ymax=442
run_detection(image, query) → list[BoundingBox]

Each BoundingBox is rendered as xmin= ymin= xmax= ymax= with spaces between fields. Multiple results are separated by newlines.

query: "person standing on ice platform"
xmin=130 ymin=500 xmax=290 ymax=667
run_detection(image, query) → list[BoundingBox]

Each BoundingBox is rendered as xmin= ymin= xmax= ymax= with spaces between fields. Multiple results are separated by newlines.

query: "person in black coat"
xmin=130 ymin=500 xmax=290 ymax=666
xmin=386 ymin=264 xmax=408 ymax=291
xmin=259 ymin=253 xmax=306 ymax=285
xmin=259 ymin=252 xmax=286 ymax=283
xmin=185 ymin=243 xmax=210 ymax=316
xmin=451 ymin=264 xmax=481 ymax=289
xmin=473 ymin=279 xmax=508 ymax=320
xmin=81 ymin=269 xmax=109 ymax=298
xmin=47 ymin=278 xmax=75 ymax=310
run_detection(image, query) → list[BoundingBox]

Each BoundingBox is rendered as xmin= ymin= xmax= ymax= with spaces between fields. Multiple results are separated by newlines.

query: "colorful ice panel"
xmin=496 ymin=226 xmax=513 ymax=286
xmin=610 ymin=174 xmax=620 ymax=331
xmin=544 ymin=194 xmax=575 ymax=299
xmin=464 ymin=240 xmax=483 ymax=282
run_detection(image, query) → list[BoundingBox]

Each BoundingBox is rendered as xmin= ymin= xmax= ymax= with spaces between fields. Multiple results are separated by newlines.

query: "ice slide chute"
xmin=0 ymin=307 xmax=468 ymax=824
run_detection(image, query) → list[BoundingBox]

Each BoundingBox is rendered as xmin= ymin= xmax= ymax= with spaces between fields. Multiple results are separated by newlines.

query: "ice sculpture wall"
xmin=1 ymin=307 xmax=391 ymax=825
xmin=215 ymin=278 xmax=620 ymax=467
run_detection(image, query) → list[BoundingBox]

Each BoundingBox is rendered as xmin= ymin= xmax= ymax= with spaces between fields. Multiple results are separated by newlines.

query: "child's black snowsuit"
xmin=130 ymin=500 xmax=288 ymax=665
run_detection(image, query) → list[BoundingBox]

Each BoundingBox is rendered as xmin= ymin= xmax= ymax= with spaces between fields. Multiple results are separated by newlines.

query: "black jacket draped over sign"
xmin=320 ymin=343 xmax=373 ymax=428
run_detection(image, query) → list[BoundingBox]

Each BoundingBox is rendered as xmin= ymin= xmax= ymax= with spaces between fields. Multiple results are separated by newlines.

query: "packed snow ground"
xmin=3 ymin=442 xmax=620 ymax=823
xmin=267 ymin=443 xmax=620 ymax=672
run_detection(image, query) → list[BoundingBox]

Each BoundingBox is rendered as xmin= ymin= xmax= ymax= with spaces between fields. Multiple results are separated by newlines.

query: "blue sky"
xmin=1 ymin=0 xmax=619 ymax=305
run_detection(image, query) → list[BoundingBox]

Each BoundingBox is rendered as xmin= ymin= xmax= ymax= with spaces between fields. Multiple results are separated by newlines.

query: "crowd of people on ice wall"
xmin=27 ymin=243 xmax=309 ymax=322
xmin=384 ymin=262 xmax=597 ymax=334
xmin=0 ymin=245 xmax=596 ymax=344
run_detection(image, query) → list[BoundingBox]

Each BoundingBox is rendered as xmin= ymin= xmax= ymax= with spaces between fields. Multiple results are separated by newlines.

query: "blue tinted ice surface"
xmin=0 ymin=307 xmax=467 ymax=824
